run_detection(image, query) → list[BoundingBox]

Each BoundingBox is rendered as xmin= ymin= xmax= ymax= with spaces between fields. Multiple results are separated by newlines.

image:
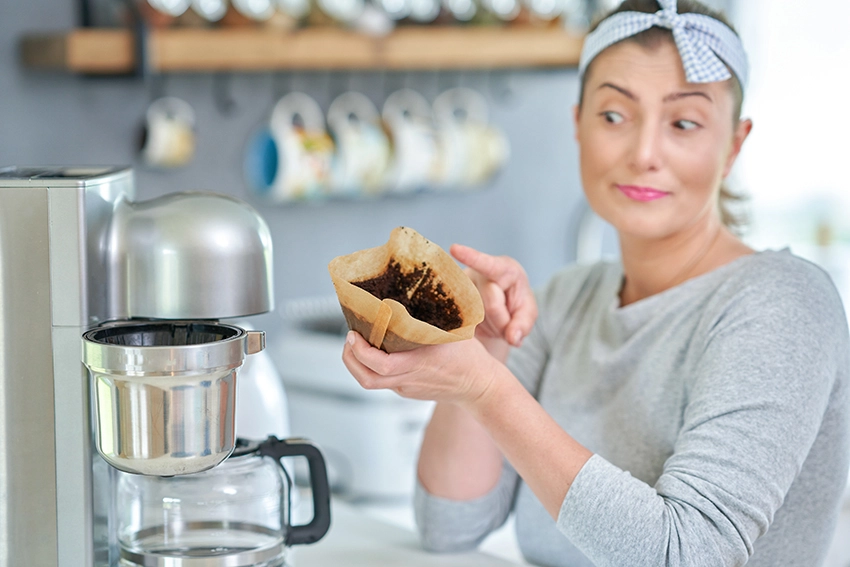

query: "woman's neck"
xmin=618 ymin=218 xmax=754 ymax=307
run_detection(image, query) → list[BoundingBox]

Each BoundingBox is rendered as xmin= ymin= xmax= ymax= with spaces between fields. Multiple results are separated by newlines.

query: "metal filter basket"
xmin=82 ymin=321 xmax=265 ymax=476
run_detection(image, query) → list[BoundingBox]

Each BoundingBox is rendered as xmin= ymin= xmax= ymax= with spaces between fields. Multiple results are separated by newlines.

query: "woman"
xmin=342 ymin=1 xmax=850 ymax=565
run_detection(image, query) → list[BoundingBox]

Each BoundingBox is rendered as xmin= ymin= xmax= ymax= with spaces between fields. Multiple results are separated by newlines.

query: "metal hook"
xmin=272 ymin=72 xmax=293 ymax=102
xmin=311 ymin=69 xmax=332 ymax=108
xmin=383 ymin=70 xmax=406 ymax=97
xmin=147 ymin=72 xmax=166 ymax=102
xmin=213 ymin=73 xmax=237 ymax=115
xmin=436 ymin=68 xmax=459 ymax=96
xmin=328 ymin=71 xmax=349 ymax=101
xmin=419 ymin=69 xmax=439 ymax=101
xmin=401 ymin=69 xmax=415 ymax=90
xmin=485 ymin=69 xmax=516 ymax=106
xmin=376 ymin=69 xmax=388 ymax=100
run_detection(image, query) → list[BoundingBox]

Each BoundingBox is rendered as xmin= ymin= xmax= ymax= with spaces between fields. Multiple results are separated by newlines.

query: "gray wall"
xmin=1 ymin=0 xmax=735 ymax=316
xmin=1 ymin=1 xmax=589 ymax=325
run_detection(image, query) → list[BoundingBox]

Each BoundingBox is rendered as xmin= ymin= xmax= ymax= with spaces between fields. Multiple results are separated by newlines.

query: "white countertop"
xmin=290 ymin=500 xmax=523 ymax=567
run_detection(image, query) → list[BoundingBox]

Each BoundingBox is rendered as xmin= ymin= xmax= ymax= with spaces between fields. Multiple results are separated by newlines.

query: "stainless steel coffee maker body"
xmin=0 ymin=166 xmax=135 ymax=566
xmin=0 ymin=166 xmax=277 ymax=566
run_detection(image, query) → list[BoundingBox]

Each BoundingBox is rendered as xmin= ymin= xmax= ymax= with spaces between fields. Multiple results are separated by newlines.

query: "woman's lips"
xmin=616 ymin=184 xmax=671 ymax=202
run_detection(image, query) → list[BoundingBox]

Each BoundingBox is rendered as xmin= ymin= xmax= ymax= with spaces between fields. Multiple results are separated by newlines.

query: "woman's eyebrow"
xmin=596 ymin=82 xmax=713 ymax=104
xmin=663 ymin=91 xmax=714 ymax=103
xmin=597 ymin=82 xmax=636 ymax=100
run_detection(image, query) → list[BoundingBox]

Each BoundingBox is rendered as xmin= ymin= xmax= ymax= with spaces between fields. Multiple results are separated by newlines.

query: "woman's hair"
xmin=579 ymin=0 xmax=748 ymax=233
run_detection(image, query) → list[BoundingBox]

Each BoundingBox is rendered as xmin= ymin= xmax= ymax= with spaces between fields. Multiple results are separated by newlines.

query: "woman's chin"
xmin=601 ymin=210 xmax=681 ymax=242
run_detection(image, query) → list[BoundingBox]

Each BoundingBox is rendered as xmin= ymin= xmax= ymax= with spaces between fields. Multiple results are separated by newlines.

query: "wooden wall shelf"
xmin=20 ymin=26 xmax=583 ymax=74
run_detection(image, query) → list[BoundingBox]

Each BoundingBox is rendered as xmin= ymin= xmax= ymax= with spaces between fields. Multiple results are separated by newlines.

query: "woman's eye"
xmin=601 ymin=111 xmax=624 ymax=124
xmin=674 ymin=119 xmax=699 ymax=130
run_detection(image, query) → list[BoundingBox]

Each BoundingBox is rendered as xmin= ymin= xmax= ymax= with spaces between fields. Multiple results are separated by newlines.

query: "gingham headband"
xmin=579 ymin=0 xmax=749 ymax=89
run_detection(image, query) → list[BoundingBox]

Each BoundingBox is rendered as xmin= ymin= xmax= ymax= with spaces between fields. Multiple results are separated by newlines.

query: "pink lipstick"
xmin=617 ymin=185 xmax=670 ymax=202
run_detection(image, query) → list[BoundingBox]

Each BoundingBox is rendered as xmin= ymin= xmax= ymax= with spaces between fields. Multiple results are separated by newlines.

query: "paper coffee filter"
xmin=328 ymin=226 xmax=484 ymax=353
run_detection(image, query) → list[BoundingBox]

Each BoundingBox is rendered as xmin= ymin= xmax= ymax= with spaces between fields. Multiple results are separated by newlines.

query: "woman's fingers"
xmin=343 ymin=330 xmax=422 ymax=378
xmin=343 ymin=332 xmax=446 ymax=401
xmin=476 ymin=281 xmax=510 ymax=334
xmin=341 ymin=332 xmax=386 ymax=390
xmin=341 ymin=328 xmax=498 ymax=406
xmin=504 ymin=286 xmax=538 ymax=346
xmin=451 ymin=243 xmax=536 ymax=347
xmin=451 ymin=244 xmax=522 ymax=290
xmin=503 ymin=270 xmax=537 ymax=346
xmin=450 ymin=243 xmax=480 ymax=268
xmin=345 ymin=330 xmax=392 ymax=375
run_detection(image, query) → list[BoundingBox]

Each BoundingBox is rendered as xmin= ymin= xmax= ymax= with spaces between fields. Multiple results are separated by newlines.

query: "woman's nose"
xmin=629 ymin=120 xmax=663 ymax=173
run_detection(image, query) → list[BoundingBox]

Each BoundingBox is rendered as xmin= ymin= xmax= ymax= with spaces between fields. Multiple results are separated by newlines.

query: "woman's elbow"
xmin=417 ymin=523 xmax=488 ymax=553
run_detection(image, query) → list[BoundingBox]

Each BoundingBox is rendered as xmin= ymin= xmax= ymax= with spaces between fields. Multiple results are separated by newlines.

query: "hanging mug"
xmin=190 ymin=0 xmax=228 ymax=21
xmin=270 ymin=92 xmax=335 ymax=201
xmin=382 ymin=88 xmax=439 ymax=193
xmin=317 ymin=0 xmax=365 ymax=23
xmin=327 ymin=91 xmax=391 ymax=196
xmin=441 ymin=0 xmax=477 ymax=21
xmin=276 ymin=0 xmax=312 ymax=21
xmin=141 ymin=0 xmax=190 ymax=26
xmin=245 ymin=93 xmax=334 ymax=201
xmin=376 ymin=0 xmax=412 ymax=20
xmin=244 ymin=124 xmax=279 ymax=198
xmin=408 ymin=0 xmax=440 ymax=22
xmin=433 ymin=87 xmax=509 ymax=187
xmin=520 ymin=0 xmax=566 ymax=21
xmin=478 ymin=0 xmax=520 ymax=20
xmin=232 ymin=0 xmax=276 ymax=20
xmin=139 ymin=96 xmax=196 ymax=169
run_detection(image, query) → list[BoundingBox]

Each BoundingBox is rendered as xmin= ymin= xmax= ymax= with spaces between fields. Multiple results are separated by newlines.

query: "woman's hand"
xmin=450 ymin=244 xmax=538 ymax=361
xmin=342 ymin=330 xmax=500 ymax=409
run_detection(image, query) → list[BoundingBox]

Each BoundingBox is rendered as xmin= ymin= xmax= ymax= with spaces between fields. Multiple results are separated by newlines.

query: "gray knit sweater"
xmin=415 ymin=250 xmax=850 ymax=566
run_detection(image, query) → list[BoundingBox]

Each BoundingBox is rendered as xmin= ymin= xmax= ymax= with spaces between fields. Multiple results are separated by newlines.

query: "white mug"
xmin=232 ymin=0 xmax=276 ymax=19
xmin=382 ymin=88 xmax=439 ymax=193
xmin=139 ymin=96 xmax=196 ymax=169
xmin=191 ymin=0 xmax=228 ymax=21
xmin=269 ymin=92 xmax=335 ymax=201
xmin=147 ymin=0 xmax=191 ymax=17
xmin=277 ymin=0 xmax=311 ymax=19
xmin=433 ymin=87 xmax=509 ymax=187
xmin=327 ymin=91 xmax=391 ymax=196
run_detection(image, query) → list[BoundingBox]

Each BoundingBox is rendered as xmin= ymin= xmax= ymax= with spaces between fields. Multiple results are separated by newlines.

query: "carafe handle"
xmin=258 ymin=436 xmax=332 ymax=546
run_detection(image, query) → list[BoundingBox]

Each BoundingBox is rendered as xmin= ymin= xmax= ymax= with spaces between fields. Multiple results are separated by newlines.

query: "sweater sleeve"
xmin=556 ymin=262 xmax=849 ymax=566
xmin=412 ymin=266 xmax=597 ymax=551
xmin=412 ymin=305 xmax=547 ymax=551
xmin=414 ymin=460 xmax=519 ymax=552
xmin=412 ymin=290 xmax=548 ymax=551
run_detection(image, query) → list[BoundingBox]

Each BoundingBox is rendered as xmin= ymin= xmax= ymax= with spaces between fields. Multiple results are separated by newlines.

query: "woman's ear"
xmin=723 ymin=118 xmax=753 ymax=178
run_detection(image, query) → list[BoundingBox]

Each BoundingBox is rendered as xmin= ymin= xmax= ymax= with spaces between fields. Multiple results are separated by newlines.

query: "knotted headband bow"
xmin=579 ymin=0 xmax=749 ymax=89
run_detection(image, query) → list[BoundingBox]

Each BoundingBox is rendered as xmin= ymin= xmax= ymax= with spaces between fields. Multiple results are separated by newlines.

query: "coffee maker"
xmin=0 ymin=166 xmax=329 ymax=566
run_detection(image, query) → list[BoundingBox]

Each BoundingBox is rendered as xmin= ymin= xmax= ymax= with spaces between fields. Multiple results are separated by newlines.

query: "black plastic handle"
xmin=258 ymin=436 xmax=332 ymax=546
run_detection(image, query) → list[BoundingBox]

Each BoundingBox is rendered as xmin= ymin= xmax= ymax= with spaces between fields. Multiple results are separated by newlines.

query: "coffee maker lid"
xmin=107 ymin=192 xmax=274 ymax=320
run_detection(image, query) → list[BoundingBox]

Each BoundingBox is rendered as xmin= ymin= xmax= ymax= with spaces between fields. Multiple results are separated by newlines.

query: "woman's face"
xmin=575 ymin=39 xmax=751 ymax=241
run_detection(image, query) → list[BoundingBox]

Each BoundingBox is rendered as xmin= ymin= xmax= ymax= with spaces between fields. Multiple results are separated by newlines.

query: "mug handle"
xmin=257 ymin=436 xmax=332 ymax=546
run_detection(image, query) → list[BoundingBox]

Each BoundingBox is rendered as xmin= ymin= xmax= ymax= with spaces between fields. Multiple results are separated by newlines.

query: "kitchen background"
xmin=2 ymin=0 xmax=848 ymax=565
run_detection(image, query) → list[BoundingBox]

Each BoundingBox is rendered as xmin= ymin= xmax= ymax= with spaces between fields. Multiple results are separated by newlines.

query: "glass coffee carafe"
xmin=116 ymin=436 xmax=331 ymax=567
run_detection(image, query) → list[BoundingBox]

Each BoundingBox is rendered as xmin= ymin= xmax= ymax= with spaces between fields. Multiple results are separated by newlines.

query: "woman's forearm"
xmin=466 ymin=363 xmax=593 ymax=519
xmin=416 ymin=354 xmax=591 ymax=514
xmin=417 ymin=401 xmax=504 ymax=500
